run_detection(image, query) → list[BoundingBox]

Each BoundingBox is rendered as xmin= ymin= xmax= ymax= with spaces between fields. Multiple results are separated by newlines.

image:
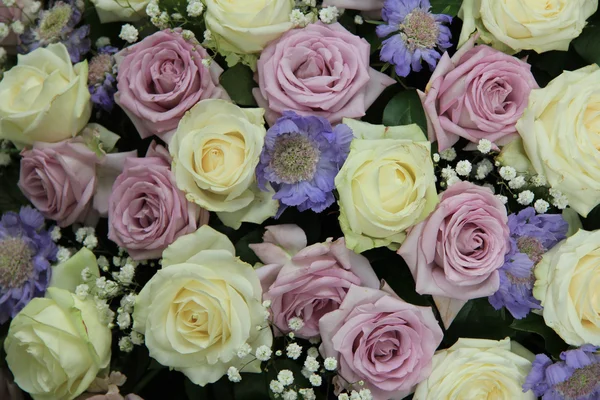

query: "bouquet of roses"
xmin=0 ymin=0 xmax=600 ymax=399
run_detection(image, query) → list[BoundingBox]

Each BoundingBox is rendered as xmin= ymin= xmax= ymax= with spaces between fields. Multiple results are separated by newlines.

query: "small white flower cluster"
xmin=288 ymin=317 xmax=304 ymax=331
xmin=50 ymin=226 xmax=62 ymax=242
xmin=0 ymin=152 xmax=11 ymax=166
xmin=227 ymin=366 xmax=242 ymax=383
xmin=0 ymin=0 xmax=40 ymax=41
xmin=289 ymin=9 xmax=316 ymax=28
xmin=187 ymin=0 xmax=204 ymax=17
xmin=440 ymin=166 xmax=461 ymax=187
xmin=440 ymin=147 xmax=457 ymax=162
xmin=549 ymin=188 xmax=569 ymax=210
xmin=319 ymin=6 xmax=340 ymax=23
xmin=338 ymin=389 xmax=373 ymax=400
xmin=496 ymin=165 xmax=536 ymax=206
xmin=75 ymin=227 xmax=98 ymax=249
xmin=56 ymin=246 xmax=71 ymax=263
xmin=119 ymin=24 xmax=139 ymax=43
xmin=477 ymin=139 xmax=493 ymax=154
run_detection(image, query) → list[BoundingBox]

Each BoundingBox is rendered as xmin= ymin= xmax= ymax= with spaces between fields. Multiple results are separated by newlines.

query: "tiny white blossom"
xmin=262 ymin=300 xmax=272 ymax=308
xmin=307 ymin=347 xmax=319 ymax=358
xmin=308 ymin=336 xmax=321 ymax=344
xmin=508 ymin=175 xmax=526 ymax=190
xmin=95 ymin=298 xmax=114 ymax=325
xmin=288 ymin=317 xmax=304 ymax=331
xmin=113 ymin=256 xmax=122 ymax=267
xmin=319 ymin=6 xmax=339 ymax=23
xmin=120 ymin=293 xmax=136 ymax=313
xmin=83 ymin=234 xmax=98 ymax=249
xmin=274 ymin=350 xmax=282 ymax=357
xmin=278 ymin=370 xmax=294 ymax=386
xmin=288 ymin=332 xmax=295 ymax=339
xmin=237 ymin=343 xmax=252 ymax=358
xmin=354 ymin=15 xmax=364 ymax=24
xmin=10 ymin=20 xmax=24 ymax=34
xmin=81 ymin=267 xmax=94 ymax=282
xmin=475 ymin=159 xmax=493 ymax=180
xmin=338 ymin=395 xmax=350 ymax=400
xmin=0 ymin=24 xmax=10 ymax=40
xmin=309 ymin=374 xmax=322 ymax=387
xmin=530 ymin=174 xmax=547 ymax=187
xmin=496 ymin=194 xmax=508 ymax=204
xmin=50 ymin=226 xmax=61 ymax=241
xmin=119 ymin=24 xmax=139 ymax=43
xmin=290 ymin=9 xmax=307 ymax=27
xmin=130 ymin=331 xmax=144 ymax=345
xmin=304 ymin=356 xmax=319 ymax=372
xmin=432 ymin=153 xmax=440 ymax=163
xmin=255 ymin=345 xmax=273 ymax=361
xmin=103 ymin=280 xmax=120 ymax=298
xmin=117 ymin=263 xmax=136 ymax=285
xmin=282 ymin=390 xmax=298 ymax=400
xmin=358 ymin=381 xmax=365 ymax=386
xmin=270 ymin=380 xmax=285 ymax=394
xmin=118 ymin=336 xmax=133 ymax=352
xmin=201 ymin=58 xmax=212 ymax=68
xmin=227 ymin=366 xmax=242 ymax=383
xmin=455 ymin=160 xmax=472 ymax=176
xmin=441 ymin=167 xmax=456 ymax=179
xmin=286 ymin=343 xmax=302 ymax=360
xmin=534 ymin=199 xmax=550 ymax=214
xmin=187 ymin=0 xmax=204 ymax=17
xmin=499 ymin=166 xmax=517 ymax=181
xmin=324 ymin=357 xmax=337 ymax=371
xmin=350 ymin=392 xmax=361 ymax=400
xmin=96 ymin=36 xmax=111 ymax=48
xmin=302 ymin=0 xmax=316 ymax=5
xmin=95 ymin=276 xmax=107 ymax=290
xmin=117 ymin=312 xmax=131 ymax=330
xmin=477 ymin=139 xmax=492 ymax=154
xmin=146 ymin=0 xmax=160 ymax=17
xmin=440 ymin=147 xmax=457 ymax=161
xmin=517 ymin=190 xmax=535 ymax=206
xmin=299 ymin=388 xmax=316 ymax=400
xmin=171 ymin=12 xmax=183 ymax=20
xmin=27 ymin=1 xmax=42 ymax=14
xmin=4 ymin=0 xmax=16 ymax=6
xmin=75 ymin=227 xmax=89 ymax=242
xmin=97 ymin=256 xmax=109 ymax=272
xmin=203 ymin=29 xmax=212 ymax=42
xmin=446 ymin=176 xmax=461 ymax=186
xmin=57 ymin=246 xmax=71 ymax=263
xmin=550 ymin=189 xmax=569 ymax=209
xmin=359 ymin=389 xmax=373 ymax=400
xmin=181 ymin=29 xmax=195 ymax=40
xmin=75 ymin=284 xmax=90 ymax=299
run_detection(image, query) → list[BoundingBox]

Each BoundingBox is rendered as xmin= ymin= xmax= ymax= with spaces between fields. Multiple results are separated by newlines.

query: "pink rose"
xmin=398 ymin=181 xmax=510 ymax=300
xmin=250 ymin=225 xmax=379 ymax=338
xmin=253 ymin=22 xmax=395 ymax=125
xmin=419 ymin=36 xmax=539 ymax=151
xmin=115 ymin=29 xmax=228 ymax=142
xmin=19 ymin=139 xmax=130 ymax=227
xmin=108 ymin=142 xmax=209 ymax=260
xmin=319 ymin=284 xmax=443 ymax=400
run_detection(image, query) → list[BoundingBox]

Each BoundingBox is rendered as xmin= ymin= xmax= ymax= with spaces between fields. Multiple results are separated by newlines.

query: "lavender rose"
xmin=250 ymin=225 xmax=379 ymax=338
xmin=253 ymin=22 xmax=395 ymax=125
xmin=115 ymin=29 xmax=228 ymax=142
xmin=108 ymin=143 xmax=209 ymax=260
xmin=398 ymin=181 xmax=510 ymax=300
xmin=419 ymin=36 xmax=538 ymax=151
xmin=319 ymin=284 xmax=443 ymax=400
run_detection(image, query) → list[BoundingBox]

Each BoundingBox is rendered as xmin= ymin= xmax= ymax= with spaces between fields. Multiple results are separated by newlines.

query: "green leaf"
xmin=510 ymin=313 xmax=568 ymax=358
xmin=185 ymin=377 xmax=209 ymax=399
xmin=430 ymin=0 xmax=462 ymax=16
xmin=235 ymin=229 xmax=264 ymax=266
xmin=0 ymin=161 xmax=30 ymax=213
xmin=382 ymin=90 xmax=428 ymax=133
xmin=220 ymin=63 xmax=259 ymax=107
xmin=234 ymin=373 xmax=268 ymax=400
xmin=573 ymin=24 xmax=600 ymax=66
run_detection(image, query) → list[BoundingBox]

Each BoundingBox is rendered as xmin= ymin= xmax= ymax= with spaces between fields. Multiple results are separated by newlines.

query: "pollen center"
xmin=556 ymin=363 xmax=600 ymax=399
xmin=38 ymin=3 xmax=73 ymax=41
xmin=271 ymin=134 xmax=320 ymax=184
xmin=0 ymin=237 xmax=34 ymax=289
xmin=516 ymin=236 xmax=545 ymax=264
xmin=400 ymin=9 xmax=439 ymax=52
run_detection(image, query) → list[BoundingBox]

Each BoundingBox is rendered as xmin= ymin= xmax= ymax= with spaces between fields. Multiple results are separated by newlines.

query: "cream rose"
xmin=204 ymin=0 xmax=294 ymax=55
xmin=516 ymin=65 xmax=600 ymax=217
xmin=90 ymin=0 xmax=148 ymax=23
xmin=413 ymin=338 xmax=535 ymax=400
xmin=335 ymin=119 xmax=438 ymax=253
xmin=5 ymin=288 xmax=111 ymax=400
xmin=533 ymin=229 xmax=600 ymax=346
xmin=132 ymin=225 xmax=272 ymax=386
xmin=458 ymin=0 xmax=598 ymax=54
xmin=0 ymin=43 xmax=91 ymax=147
xmin=170 ymin=99 xmax=278 ymax=228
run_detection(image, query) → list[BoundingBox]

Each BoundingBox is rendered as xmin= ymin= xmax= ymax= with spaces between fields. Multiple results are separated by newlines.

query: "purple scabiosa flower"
xmin=376 ymin=0 xmax=452 ymax=77
xmin=256 ymin=111 xmax=353 ymax=217
xmin=523 ymin=345 xmax=600 ymax=399
xmin=19 ymin=0 xmax=91 ymax=62
xmin=489 ymin=207 xmax=568 ymax=319
xmin=89 ymin=46 xmax=119 ymax=113
xmin=0 ymin=206 xmax=56 ymax=324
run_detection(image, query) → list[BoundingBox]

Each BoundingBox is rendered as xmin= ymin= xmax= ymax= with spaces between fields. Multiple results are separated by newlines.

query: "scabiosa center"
xmin=88 ymin=53 xmax=113 ymax=85
xmin=555 ymin=363 xmax=600 ymax=399
xmin=516 ymin=236 xmax=545 ymax=264
xmin=271 ymin=134 xmax=320 ymax=184
xmin=38 ymin=3 xmax=72 ymax=41
xmin=400 ymin=9 xmax=439 ymax=52
xmin=0 ymin=238 xmax=34 ymax=289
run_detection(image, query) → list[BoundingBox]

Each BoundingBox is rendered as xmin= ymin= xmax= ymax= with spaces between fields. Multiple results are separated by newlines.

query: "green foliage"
xmin=220 ymin=63 xmax=259 ymax=107
xmin=574 ymin=23 xmax=600 ymax=66
xmin=430 ymin=0 xmax=463 ymax=16
xmin=382 ymin=89 xmax=428 ymax=133
xmin=0 ymin=161 xmax=29 ymax=213
xmin=510 ymin=313 xmax=568 ymax=359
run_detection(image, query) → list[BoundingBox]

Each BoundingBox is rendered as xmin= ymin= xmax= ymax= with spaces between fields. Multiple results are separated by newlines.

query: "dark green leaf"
xmin=510 ymin=313 xmax=568 ymax=358
xmin=573 ymin=23 xmax=600 ymax=66
xmin=430 ymin=0 xmax=462 ymax=16
xmin=234 ymin=373 xmax=268 ymax=400
xmin=185 ymin=377 xmax=209 ymax=399
xmin=220 ymin=63 xmax=259 ymax=107
xmin=0 ymin=161 xmax=30 ymax=213
xmin=235 ymin=229 xmax=265 ymax=265
xmin=382 ymin=90 xmax=428 ymax=133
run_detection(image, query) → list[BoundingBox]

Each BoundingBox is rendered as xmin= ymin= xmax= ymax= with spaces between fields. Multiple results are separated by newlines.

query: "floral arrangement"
xmin=1 ymin=0 xmax=600 ymax=399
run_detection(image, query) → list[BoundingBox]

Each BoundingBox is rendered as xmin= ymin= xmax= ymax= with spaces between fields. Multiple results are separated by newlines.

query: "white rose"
xmin=334 ymin=118 xmax=438 ymax=253
xmin=90 ymin=0 xmax=149 ymax=23
xmin=204 ymin=0 xmax=294 ymax=54
xmin=459 ymin=0 xmax=598 ymax=54
xmin=414 ymin=338 xmax=535 ymax=400
xmin=4 ymin=287 xmax=111 ymax=400
xmin=533 ymin=229 xmax=600 ymax=346
xmin=132 ymin=225 xmax=273 ymax=386
xmin=0 ymin=43 xmax=91 ymax=147
xmin=170 ymin=99 xmax=278 ymax=228
xmin=516 ymin=65 xmax=600 ymax=217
